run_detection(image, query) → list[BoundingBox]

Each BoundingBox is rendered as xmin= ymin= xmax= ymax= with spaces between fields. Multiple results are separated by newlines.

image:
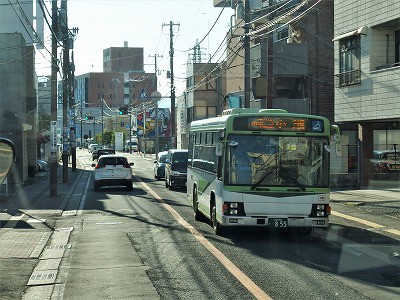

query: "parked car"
xmin=164 ymin=149 xmax=188 ymax=190
xmin=92 ymin=155 xmax=134 ymax=191
xmin=37 ymin=159 xmax=48 ymax=172
xmin=92 ymin=148 xmax=116 ymax=161
xmin=154 ymin=151 xmax=168 ymax=180
xmin=371 ymin=150 xmax=400 ymax=173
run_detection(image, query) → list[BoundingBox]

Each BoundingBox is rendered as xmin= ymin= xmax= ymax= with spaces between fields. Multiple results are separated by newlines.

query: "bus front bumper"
xmin=221 ymin=215 xmax=329 ymax=228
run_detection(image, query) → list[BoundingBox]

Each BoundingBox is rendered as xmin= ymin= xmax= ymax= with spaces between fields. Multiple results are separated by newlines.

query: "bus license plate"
xmin=268 ymin=218 xmax=288 ymax=228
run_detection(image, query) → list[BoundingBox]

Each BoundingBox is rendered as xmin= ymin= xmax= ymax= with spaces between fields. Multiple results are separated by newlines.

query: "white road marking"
xmin=331 ymin=210 xmax=400 ymax=236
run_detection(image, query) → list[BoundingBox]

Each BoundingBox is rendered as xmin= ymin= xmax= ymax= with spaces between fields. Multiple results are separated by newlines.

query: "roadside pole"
xmin=50 ymin=0 xmax=58 ymax=196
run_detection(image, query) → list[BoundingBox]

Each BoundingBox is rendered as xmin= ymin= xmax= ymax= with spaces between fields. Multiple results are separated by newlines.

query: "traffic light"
xmin=119 ymin=106 xmax=128 ymax=115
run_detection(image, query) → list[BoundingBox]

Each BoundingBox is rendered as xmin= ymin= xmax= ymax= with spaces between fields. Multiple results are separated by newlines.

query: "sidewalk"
xmin=0 ymin=164 xmax=81 ymax=213
xmin=329 ymin=186 xmax=400 ymax=238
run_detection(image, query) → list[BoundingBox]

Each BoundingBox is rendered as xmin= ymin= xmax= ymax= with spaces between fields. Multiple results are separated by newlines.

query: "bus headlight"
xmin=310 ymin=204 xmax=330 ymax=217
xmin=223 ymin=202 xmax=244 ymax=216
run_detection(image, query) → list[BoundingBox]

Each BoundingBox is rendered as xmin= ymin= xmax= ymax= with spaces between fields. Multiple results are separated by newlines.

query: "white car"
xmin=92 ymin=154 xmax=134 ymax=191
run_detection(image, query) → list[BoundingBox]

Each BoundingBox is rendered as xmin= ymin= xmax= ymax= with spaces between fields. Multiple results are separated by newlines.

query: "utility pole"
xmin=101 ymin=90 xmax=104 ymax=145
xmin=69 ymin=27 xmax=78 ymax=172
xmin=148 ymin=54 xmax=162 ymax=154
xmin=148 ymin=54 xmax=163 ymax=76
xmin=60 ymin=0 xmax=69 ymax=183
xmin=244 ymin=0 xmax=251 ymax=108
xmin=50 ymin=0 xmax=58 ymax=196
xmin=163 ymin=21 xmax=179 ymax=148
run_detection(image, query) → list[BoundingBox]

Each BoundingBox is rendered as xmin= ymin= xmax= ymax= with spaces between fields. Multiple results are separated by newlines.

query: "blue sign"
xmin=311 ymin=120 xmax=323 ymax=132
xmin=139 ymin=89 xmax=148 ymax=99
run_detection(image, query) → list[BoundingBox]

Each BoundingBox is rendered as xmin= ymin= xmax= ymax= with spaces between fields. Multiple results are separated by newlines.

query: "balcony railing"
xmin=335 ymin=69 xmax=361 ymax=87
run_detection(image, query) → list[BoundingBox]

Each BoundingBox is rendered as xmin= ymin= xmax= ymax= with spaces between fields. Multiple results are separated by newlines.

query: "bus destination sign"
xmin=233 ymin=116 xmax=324 ymax=133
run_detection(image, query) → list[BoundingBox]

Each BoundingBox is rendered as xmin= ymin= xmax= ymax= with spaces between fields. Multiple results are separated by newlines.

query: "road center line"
xmin=137 ymin=177 xmax=272 ymax=300
xmin=331 ymin=210 xmax=400 ymax=236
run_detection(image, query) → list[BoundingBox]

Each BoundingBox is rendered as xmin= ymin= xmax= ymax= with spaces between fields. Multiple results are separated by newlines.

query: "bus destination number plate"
xmin=268 ymin=218 xmax=288 ymax=228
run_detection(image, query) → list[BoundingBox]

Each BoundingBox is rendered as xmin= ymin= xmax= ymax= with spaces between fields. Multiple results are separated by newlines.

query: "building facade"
xmin=103 ymin=43 xmax=144 ymax=73
xmin=0 ymin=33 xmax=37 ymax=184
xmin=74 ymin=44 xmax=158 ymax=146
xmin=333 ymin=0 xmax=400 ymax=185
xmin=221 ymin=0 xmax=335 ymax=122
xmin=181 ymin=62 xmax=227 ymax=148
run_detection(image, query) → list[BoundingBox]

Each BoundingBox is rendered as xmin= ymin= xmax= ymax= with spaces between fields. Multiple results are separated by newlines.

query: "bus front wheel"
xmin=193 ymin=188 xmax=202 ymax=221
xmin=211 ymin=205 xmax=224 ymax=235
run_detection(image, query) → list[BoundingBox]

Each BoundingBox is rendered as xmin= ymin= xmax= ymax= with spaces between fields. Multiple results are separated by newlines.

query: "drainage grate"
xmin=55 ymin=227 xmax=73 ymax=232
xmin=27 ymin=271 xmax=57 ymax=286
xmin=45 ymin=244 xmax=71 ymax=250
xmin=95 ymin=222 xmax=124 ymax=225
xmin=30 ymin=273 xmax=55 ymax=281
xmin=62 ymin=210 xmax=77 ymax=216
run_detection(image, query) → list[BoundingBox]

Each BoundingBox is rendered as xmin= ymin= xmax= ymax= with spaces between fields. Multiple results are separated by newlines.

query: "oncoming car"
xmin=92 ymin=148 xmax=116 ymax=161
xmin=165 ymin=149 xmax=188 ymax=190
xmin=154 ymin=151 xmax=168 ymax=180
xmin=92 ymin=155 xmax=134 ymax=191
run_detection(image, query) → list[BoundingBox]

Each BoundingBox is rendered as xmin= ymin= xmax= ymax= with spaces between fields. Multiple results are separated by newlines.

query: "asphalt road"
xmin=0 ymin=149 xmax=399 ymax=300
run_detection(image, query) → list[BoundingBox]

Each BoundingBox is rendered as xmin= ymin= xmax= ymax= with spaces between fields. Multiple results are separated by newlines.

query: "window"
xmin=337 ymin=36 xmax=361 ymax=86
xmin=186 ymin=76 xmax=194 ymax=88
xmin=194 ymin=106 xmax=217 ymax=121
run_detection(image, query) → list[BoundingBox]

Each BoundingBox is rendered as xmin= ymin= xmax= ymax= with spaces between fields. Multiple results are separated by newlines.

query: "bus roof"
xmin=190 ymin=108 xmax=330 ymax=133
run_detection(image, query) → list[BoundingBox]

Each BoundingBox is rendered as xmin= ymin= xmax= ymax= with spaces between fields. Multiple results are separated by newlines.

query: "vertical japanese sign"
xmin=50 ymin=121 xmax=57 ymax=155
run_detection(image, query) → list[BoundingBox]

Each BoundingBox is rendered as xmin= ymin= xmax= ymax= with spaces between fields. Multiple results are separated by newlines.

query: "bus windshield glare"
xmin=225 ymin=134 xmax=329 ymax=188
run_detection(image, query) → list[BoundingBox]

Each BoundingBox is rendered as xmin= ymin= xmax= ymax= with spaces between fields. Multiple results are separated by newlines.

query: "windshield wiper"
xmin=250 ymin=166 xmax=277 ymax=190
xmin=279 ymin=171 xmax=306 ymax=191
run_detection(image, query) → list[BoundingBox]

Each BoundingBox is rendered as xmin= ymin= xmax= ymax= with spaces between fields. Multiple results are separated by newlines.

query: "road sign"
xmin=139 ymin=89 xmax=148 ymax=99
xmin=69 ymin=119 xmax=76 ymax=128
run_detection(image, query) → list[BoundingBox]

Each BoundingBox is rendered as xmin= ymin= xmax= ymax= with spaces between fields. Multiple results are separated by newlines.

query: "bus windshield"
xmin=225 ymin=134 xmax=330 ymax=188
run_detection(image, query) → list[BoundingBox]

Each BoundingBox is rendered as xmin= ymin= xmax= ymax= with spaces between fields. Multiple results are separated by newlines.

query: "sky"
xmin=37 ymin=0 xmax=234 ymax=106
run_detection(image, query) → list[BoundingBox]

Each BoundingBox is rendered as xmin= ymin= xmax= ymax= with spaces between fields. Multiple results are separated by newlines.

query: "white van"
xmin=125 ymin=140 xmax=138 ymax=152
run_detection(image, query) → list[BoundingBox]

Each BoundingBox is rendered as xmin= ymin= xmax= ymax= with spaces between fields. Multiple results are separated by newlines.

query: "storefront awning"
xmin=37 ymin=132 xmax=48 ymax=144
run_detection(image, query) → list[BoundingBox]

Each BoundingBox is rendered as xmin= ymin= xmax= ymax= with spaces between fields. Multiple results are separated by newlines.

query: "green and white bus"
xmin=187 ymin=108 xmax=342 ymax=235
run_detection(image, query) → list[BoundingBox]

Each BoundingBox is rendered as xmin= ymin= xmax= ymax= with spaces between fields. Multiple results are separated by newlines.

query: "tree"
xmin=102 ymin=130 xmax=114 ymax=146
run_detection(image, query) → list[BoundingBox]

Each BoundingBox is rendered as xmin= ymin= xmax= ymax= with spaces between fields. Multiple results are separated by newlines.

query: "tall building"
xmin=74 ymin=44 xmax=158 ymax=144
xmin=103 ymin=42 xmax=144 ymax=72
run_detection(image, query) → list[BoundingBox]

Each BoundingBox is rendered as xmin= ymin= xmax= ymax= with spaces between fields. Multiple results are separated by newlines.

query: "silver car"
xmin=92 ymin=154 xmax=134 ymax=191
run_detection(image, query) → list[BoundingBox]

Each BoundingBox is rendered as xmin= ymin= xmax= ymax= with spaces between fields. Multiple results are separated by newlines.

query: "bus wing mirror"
xmin=215 ymin=142 xmax=223 ymax=156
xmin=331 ymin=125 xmax=342 ymax=157
xmin=0 ymin=138 xmax=16 ymax=185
